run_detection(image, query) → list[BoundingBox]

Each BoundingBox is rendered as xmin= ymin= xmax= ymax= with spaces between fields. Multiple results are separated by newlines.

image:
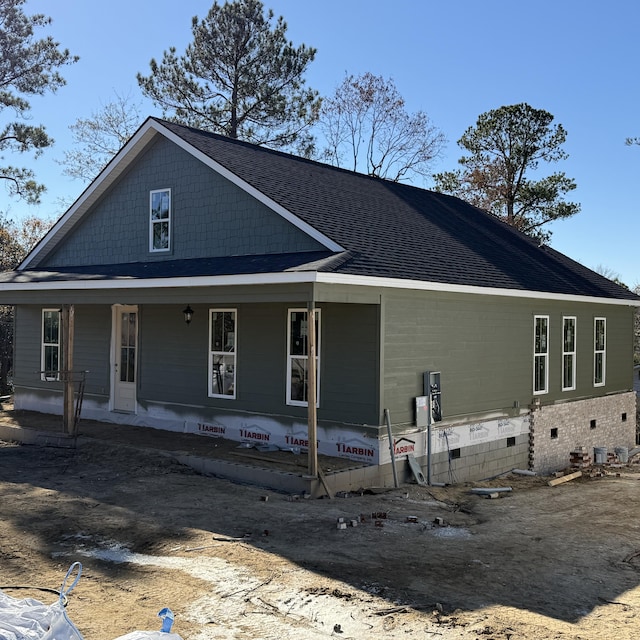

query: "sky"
xmin=13 ymin=0 xmax=640 ymax=287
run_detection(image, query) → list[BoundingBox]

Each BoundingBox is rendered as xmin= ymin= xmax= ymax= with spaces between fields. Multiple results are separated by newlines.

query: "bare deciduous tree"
xmin=319 ymin=72 xmax=445 ymax=182
xmin=60 ymin=92 xmax=143 ymax=182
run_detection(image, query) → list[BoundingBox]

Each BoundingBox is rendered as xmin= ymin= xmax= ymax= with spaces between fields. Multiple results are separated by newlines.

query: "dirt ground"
xmin=1 ymin=426 xmax=640 ymax=639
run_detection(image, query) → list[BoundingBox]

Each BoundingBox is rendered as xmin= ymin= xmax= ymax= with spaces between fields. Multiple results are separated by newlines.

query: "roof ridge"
xmin=153 ymin=117 xmax=437 ymax=191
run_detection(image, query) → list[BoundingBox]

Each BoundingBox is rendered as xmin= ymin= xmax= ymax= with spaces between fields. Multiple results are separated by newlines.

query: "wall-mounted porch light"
xmin=183 ymin=304 xmax=194 ymax=325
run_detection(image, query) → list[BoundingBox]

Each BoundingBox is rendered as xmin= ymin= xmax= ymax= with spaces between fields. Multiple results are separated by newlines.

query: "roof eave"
xmin=0 ymin=270 xmax=638 ymax=306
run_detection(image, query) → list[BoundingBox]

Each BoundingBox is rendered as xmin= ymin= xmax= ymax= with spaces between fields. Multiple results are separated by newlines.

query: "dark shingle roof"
xmin=1 ymin=251 xmax=343 ymax=284
xmin=157 ymin=118 xmax=635 ymax=301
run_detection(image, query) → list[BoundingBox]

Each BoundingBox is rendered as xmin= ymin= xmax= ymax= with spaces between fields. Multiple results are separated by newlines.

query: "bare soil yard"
xmin=1 ymin=432 xmax=640 ymax=639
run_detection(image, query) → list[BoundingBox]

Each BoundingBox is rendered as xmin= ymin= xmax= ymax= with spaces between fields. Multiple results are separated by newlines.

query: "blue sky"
xmin=15 ymin=0 xmax=640 ymax=286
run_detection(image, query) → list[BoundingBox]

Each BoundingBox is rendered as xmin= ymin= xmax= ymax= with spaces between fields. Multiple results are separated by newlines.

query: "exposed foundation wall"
xmin=530 ymin=392 xmax=637 ymax=475
xmin=420 ymin=434 xmax=530 ymax=485
xmin=13 ymin=387 xmax=637 ymax=488
xmin=326 ymin=433 xmax=531 ymax=489
xmin=13 ymin=386 xmax=533 ymax=485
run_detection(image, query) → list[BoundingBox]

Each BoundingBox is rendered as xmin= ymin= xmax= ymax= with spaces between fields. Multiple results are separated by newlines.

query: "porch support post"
xmin=307 ymin=301 xmax=318 ymax=477
xmin=61 ymin=304 xmax=75 ymax=435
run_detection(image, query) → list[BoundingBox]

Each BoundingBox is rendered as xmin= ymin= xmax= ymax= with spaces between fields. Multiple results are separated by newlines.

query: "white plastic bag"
xmin=0 ymin=562 xmax=84 ymax=640
xmin=113 ymin=608 xmax=183 ymax=640
xmin=113 ymin=633 xmax=183 ymax=640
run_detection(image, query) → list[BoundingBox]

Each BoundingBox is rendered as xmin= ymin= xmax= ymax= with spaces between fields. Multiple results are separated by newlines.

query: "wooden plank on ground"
xmin=548 ymin=470 xmax=582 ymax=486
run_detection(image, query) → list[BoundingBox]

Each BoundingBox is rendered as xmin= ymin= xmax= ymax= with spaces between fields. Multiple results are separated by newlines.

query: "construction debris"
xmin=570 ymin=445 xmax=633 ymax=470
xmin=570 ymin=446 xmax=592 ymax=469
xmin=548 ymin=470 xmax=582 ymax=486
xmin=336 ymin=517 xmax=359 ymax=530
xmin=407 ymin=454 xmax=428 ymax=485
xmin=470 ymin=487 xmax=512 ymax=495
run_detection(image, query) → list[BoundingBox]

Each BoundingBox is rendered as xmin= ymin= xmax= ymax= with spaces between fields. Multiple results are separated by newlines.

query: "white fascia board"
xmin=2 ymin=270 xmax=638 ymax=306
xmin=316 ymin=273 xmax=640 ymax=306
xmin=154 ymin=121 xmax=344 ymax=253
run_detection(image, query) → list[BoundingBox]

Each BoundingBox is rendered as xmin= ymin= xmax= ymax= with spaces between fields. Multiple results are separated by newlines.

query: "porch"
xmin=0 ymin=403 xmax=394 ymax=497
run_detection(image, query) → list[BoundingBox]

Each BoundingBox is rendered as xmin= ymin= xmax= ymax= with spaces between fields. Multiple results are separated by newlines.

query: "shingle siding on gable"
xmin=41 ymin=137 xmax=324 ymax=268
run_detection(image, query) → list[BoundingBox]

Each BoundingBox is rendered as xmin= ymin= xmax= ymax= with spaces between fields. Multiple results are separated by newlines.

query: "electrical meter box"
xmin=415 ymin=395 xmax=429 ymax=428
xmin=423 ymin=371 xmax=442 ymax=423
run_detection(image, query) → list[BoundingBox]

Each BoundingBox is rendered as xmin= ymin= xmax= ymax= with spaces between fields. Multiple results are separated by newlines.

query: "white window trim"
xmin=208 ymin=308 xmax=236 ymax=399
xmin=149 ymin=188 xmax=171 ymax=252
xmin=562 ymin=316 xmax=577 ymax=391
xmin=594 ymin=317 xmax=606 ymax=387
xmin=41 ymin=308 xmax=60 ymax=381
xmin=533 ymin=315 xmax=549 ymax=395
xmin=286 ymin=308 xmax=320 ymax=407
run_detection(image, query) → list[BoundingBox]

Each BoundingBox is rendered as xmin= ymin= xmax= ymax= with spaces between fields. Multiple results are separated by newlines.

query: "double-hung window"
xmin=41 ymin=309 xmax=60 ymax=381
xmin=594 ymin=317 xmax=606 ymax=386
xmin=562 ymin=316 xmax=576 ymax=391
xmin=533 ymin=315 xmax=548 ymax=394
xmin=287 ymin=309 xmax=320 ymax=406
xmin=150 ymin=188 xmax=171 ymax=252
xmin=209 ymin=309 xmax=236 ymax=398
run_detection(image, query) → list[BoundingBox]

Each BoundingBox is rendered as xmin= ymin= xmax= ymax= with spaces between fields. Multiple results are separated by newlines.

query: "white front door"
xmin=111 ymin=305 xmax=138 ymax=412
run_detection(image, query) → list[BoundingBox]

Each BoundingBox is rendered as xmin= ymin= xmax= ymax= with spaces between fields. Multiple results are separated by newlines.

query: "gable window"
xmin=562 ymin=316 xmax=576 ymax=391
xmin=209 ymin=309 xmax=236 ymax=398
xmin=594 ymin=317 xmax=606 ymax=386
xmin=41 ymin=309 xmax=60 ymax=381
xmin=150 ymin=188 xmax=171 ymax=252
xmin=287 ymin=309 xmax=320 ymax=406
xmin=533 ymin=315 xmax=548 ymax=394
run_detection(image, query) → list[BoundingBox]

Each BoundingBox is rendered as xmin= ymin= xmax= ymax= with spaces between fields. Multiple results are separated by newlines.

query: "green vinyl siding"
xmin=382 ymin=291 xmax=529 ymax=423
xmin=14 ymin=305 xmax=112 ymax=398
xmin=12 ymin=293 xmax=634 ymax=433
xmin=137 ymin=302 xmax=379 ymax=425
xmin=71 ymin=306 xmax=112 ymax=395
xmin=13 ymin=306 xmax=42 ymax=387
xmin=319 ymin=303 xmax=379 ymax=425
xmin=381 ymin=290 xmax=635 ymax=425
